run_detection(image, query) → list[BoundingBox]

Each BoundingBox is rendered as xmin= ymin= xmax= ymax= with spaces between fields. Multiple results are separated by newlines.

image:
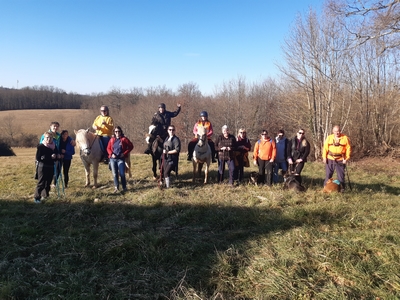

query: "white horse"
xmin=192 ymin=126 xmax=212 ymax=184
xmin=75 ymin=129 xmax=132 ymax=188
xmin=74 ymin=129 xmax=102 ymax=188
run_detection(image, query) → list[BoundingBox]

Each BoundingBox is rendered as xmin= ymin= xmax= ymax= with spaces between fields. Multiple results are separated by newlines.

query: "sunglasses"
xmin=261 ymin=133 xmax=267 ymax=136
xmin=298 ymin=132 xmax=304 ymax=135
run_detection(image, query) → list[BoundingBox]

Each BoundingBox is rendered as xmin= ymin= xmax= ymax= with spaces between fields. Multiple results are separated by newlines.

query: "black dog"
xmin=249 ymin=171 xmax=259 ymax=185
xmin=283 ymin=174 xmax=305 ymax=192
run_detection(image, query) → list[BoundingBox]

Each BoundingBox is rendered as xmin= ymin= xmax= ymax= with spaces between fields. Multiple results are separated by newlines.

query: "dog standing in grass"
xmin=323 ymin=178 xmax=341 ymax=193
xmin=283 ymin=174 xmax=305 ymax=192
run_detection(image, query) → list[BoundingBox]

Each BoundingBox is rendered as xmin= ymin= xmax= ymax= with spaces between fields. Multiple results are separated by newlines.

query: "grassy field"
xmin=0 ymin=148 xmax=399 ymax=299
xmin=0 ymin=109 xmax=93 ymax=136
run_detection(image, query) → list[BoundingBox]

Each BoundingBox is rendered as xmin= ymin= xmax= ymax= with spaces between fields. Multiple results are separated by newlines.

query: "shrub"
xmin=17 ymin=133 xmax=39 ymax=147
xmin=0 ymin=142 xmax=15 ymax=156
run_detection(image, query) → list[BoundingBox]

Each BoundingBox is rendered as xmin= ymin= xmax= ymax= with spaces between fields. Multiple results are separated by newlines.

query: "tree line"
xmin=1 ymin=0 xmax=399 ymax=159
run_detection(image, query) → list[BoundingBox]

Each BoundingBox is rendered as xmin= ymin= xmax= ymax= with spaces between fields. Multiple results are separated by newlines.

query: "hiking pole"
xmin=345 ymin=164 xmax=352 ymax=191
xmin=56 ymin=160 xmax=65 ymax=198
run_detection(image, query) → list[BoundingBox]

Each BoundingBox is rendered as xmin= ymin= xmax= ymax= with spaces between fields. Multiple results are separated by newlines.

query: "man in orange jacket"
xmin=322 ymin=125 xmax=351 ymax=191
xmin=253 ymin=130 xmax=276 ymax=186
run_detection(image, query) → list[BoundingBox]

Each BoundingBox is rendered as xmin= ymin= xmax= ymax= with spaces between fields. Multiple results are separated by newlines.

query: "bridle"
xmin=79 ymin=130 xmax=98 ymax=156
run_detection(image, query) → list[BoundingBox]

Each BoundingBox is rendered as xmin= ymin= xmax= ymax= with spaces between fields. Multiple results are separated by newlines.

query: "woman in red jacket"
xmin=107 ymin=126 xmax=134 ymax=193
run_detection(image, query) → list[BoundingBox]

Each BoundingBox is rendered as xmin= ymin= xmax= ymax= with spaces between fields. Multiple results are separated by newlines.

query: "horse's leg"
xmin=152 ymin=155 xmax=157 ymax=180
xmin=192 ymin=160 xmax=196 ymax=182
xmin=82 ymin=160 xmax=90 ymax=187
xmin=198 ymin=163 xmax=203 ymax=183
xmin=93 ymin=162 xmax=99 ymax=188
xmin=204 ymin=162 xmax=209 ymax=184
xmin=125 ymin=155 xmax=132 ymax=178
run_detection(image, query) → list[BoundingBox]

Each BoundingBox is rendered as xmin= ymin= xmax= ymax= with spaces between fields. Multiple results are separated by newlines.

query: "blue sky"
xmin=0 ymin=0 xmax=322 ymax=96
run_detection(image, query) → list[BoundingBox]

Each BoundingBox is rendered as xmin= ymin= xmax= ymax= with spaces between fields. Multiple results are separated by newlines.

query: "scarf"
xmin=42 ymin=139 xmax=55 ymax=150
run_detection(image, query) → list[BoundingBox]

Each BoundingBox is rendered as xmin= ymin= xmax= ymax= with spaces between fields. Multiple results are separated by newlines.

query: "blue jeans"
xmin=218 ymin=159 xmax=235 ymax=184
xmin=110 ymin=158 xmax=127 ymax=190
xmin=273 ymin=161 xmax=288 ymax=183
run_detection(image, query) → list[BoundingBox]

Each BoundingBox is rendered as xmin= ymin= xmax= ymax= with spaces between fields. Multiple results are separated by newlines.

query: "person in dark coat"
xmin=273 ymin=129 xmax=289 ymax=184
xmin=287 ymin=128 xmax=310 ymax=184
xmin=162 ymin=125 xmax=181 ymax=188
xmin=59 ymin=130 xmax=75 ymax=188
xmin=144 ymin=102 xmax=181 ymax=154
xmin=215 ymin=125 xmax=236 ymax=185
xmin=233 ymin=128 xmax=251 ymax=184
xmin=34 ymin=132 xmax=60 ymax=203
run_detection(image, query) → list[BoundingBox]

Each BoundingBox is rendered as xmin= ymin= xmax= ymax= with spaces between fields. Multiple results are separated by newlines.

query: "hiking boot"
xmin=212 ymin=158 xmax=217 ymax=163
xmin=34 ymin=198 xmax=41 ymax=204
xmin=187 ymin=156 xmax=192 ymax=161
xmin=103 ymin=158 xmax=109 ymax=164
xmin=144 ymin=149 xmax=151 ymax=155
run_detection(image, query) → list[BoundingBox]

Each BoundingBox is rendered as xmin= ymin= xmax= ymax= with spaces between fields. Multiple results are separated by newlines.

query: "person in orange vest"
xmin=187 ymin=111 xmax=216 ymax=162
xmin=322 ymin=125 xmax=351 ymax=191
xmin=253 ymin=130 xmax=276 ymax=186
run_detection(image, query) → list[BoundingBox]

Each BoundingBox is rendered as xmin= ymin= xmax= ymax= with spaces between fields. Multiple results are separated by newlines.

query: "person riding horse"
xmin=92 ymin=105 xmax=114 ymax=163
xmin=187 ymin=111 xmax=217 ymax=163
xmin=144 ymin=102 xmax=181 ymax=155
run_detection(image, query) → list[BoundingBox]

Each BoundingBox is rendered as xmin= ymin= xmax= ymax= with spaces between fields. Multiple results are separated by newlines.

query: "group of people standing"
xmin=34 ymin=122 xmax=76 ymax=203
xmin=181 ymin=108 xmax=351 ymax=190
xmin=34 ymin=105 xmax=135 ymax=202
xmin=34 ymin=102 xmax=352 ymax=200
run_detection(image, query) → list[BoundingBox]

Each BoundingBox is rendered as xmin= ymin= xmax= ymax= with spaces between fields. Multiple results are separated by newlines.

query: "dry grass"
xmin=0 ymin=109 xmax=94 ymax=136
xmin=0 ymin=148 xmax=400 ymax=299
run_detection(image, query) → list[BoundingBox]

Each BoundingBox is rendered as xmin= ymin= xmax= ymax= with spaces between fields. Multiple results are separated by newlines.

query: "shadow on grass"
xmin=0 ymin=196 xmax=351 ymax=299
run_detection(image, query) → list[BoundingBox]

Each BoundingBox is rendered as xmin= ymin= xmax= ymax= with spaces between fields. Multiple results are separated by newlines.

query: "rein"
xmin=80 ymin=133 xmax=98 ymax=154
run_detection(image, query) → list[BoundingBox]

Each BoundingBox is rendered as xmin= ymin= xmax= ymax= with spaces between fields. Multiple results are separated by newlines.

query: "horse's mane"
xmin=75 ymin=129 xmax=96 ymax=146
xmin=197 ymin=126 xmax=208 ymax=136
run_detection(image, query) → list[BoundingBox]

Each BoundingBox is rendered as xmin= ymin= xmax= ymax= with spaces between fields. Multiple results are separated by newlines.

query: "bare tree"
xmin=328 ymin=0 xmax=400 ymax=51
xmin=2 ymin=115 xmax=20 ymax=142
xmin=278 ymin=7 xmax=354 ymax=159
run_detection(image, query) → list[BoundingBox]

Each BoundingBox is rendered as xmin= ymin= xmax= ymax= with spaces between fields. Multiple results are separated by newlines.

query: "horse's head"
xmin=197 ymin=127 xmax=208 ymax=147
xmin=75 ymin=129 xmax=93 ymax=156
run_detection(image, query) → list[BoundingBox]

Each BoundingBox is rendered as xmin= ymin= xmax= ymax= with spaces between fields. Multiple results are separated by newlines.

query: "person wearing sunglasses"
xmin=233 ymin=128 xmax=251 ymax=184
xmin=162 ymin=125 xmax=181 ymax=188
xmin=215 ymin=125 xmax=237 ymax=185
xmin=93 ymin=105 xmax=114 ymax=163
xmin=107 ymin=126 xmax=133 ymax=193
xmin=322 ymin=125 xmax=351 ymax=192
xmin=287 ymin=128 xmax=310 ymax=183
xmin=273 ymin=129 xmax=289 ymax=184
xmin=253 ymin=130 xmax=276 ymax=186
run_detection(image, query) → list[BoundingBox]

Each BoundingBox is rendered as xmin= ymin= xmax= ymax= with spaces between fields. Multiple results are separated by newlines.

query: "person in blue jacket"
xmin=59 ymin=130 xmax=75 ymax=188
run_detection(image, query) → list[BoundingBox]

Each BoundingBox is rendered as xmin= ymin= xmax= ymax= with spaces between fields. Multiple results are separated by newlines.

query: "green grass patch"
xmin=0 ymin=150 xmax=399 ymax=299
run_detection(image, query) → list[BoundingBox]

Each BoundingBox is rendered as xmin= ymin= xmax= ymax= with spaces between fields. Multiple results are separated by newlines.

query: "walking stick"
xmin=56 ymin=160 xmax=65 ymax=198
xmin=345 ymin=164 xmax=352 ymax=191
